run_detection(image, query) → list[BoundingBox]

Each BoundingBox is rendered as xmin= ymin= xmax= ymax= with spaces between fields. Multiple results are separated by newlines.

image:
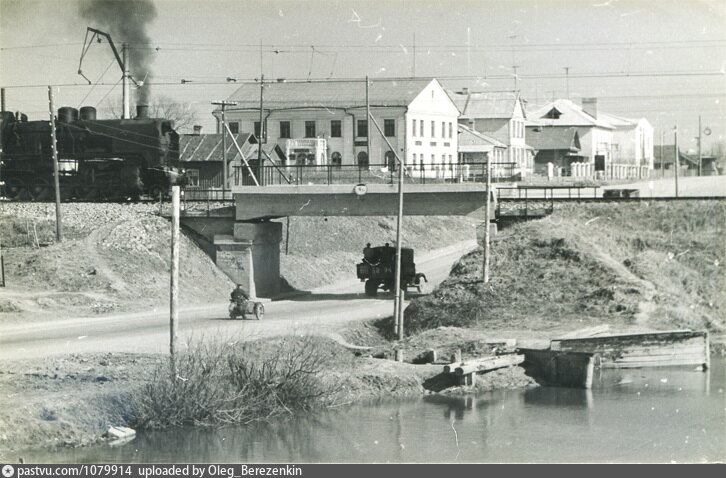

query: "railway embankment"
xmin=0 ymin=202 xmax=476 ymax=321
xmin=404 ymin=200 xmax=725 ymax=336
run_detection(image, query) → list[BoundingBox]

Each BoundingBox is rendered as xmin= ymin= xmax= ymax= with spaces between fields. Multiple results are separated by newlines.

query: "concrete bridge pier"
xmin=214 ymin=221 xmax=282 ymax=298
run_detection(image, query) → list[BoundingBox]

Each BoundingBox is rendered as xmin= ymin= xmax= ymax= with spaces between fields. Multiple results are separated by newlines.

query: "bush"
xmin=132 ymin=336 xmax=342 ymax=429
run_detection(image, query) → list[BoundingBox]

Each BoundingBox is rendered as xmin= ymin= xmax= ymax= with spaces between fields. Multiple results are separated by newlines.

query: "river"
xmin=29 ymin=358 xmax=725 ymax=463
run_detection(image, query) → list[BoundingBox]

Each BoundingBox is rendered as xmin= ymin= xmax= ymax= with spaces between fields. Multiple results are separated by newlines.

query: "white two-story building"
xmin=213 ymin=78 xmax=459 ymax=176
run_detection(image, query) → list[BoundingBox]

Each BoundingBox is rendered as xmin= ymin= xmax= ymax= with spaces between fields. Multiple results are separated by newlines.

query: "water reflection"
xmin=25 ymin=359 xmax=724 ymax=463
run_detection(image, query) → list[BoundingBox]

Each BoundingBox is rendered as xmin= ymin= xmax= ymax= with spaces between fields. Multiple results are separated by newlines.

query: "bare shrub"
xmin=132 ymin=336 xmax=340 ymax=429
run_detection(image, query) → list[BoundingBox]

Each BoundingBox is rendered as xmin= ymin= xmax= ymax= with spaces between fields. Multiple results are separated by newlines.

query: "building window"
xmin=357 ymin=120 xmax=368 ymax=138
xmin=330 ymin=120 xmax=342 ymax=138
xmin=420 ymin=120 xmax=424 ymax=137
xmin=442 ymin=122 xmax=446 ymax=138
xmin=253 ymin=121 xmax=261 ymax=138
xmin=279 ymin=121 xmax=291 ymax=139
xmin=449 ymin=122 xmax=453 ymax=139
xmin=385 ymin=151 xmax=397 ymax=171
xmin=331 ymin=151 xmax=342 ymax=167
xmin=357 ymin=151 xmax=369 ymax=168
xmin=412 ymin=153 xmax=417 ymax=168
xmin=304 ymin=121 xmax=316 ymax=138
xmin=228 ymin=122 xmax=240 ymax=134
xmin=431 ymin=121 xmax=435 ymax=137
xmin=185 ymin=169 xmax=200 ymax=187
xmin=384 ymin=119 xmax=396 ymax=137
xmin=412 ymin=119 xmax=417 ymax=137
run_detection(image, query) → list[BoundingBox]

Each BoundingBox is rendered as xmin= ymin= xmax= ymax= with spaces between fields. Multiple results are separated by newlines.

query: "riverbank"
xmin=0 ymin=328 xmax=535 ymax=459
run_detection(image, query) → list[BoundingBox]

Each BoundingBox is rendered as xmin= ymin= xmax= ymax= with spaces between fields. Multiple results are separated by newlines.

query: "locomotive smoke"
xmin=79 ymin=0 xmax=157 ymax=105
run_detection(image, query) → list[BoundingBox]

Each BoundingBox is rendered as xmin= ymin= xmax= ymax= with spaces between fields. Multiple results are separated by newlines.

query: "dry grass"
xmin=403 ymin=200 xmax=725 ymax=336
xmin=131 ymin=335 xmax=350 ymax=429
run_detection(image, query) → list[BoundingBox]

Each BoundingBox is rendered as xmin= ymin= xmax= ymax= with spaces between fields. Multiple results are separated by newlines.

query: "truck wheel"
xmin=253 ymin=303 xmax=264 ymax=320
xmin=365 ymin=280 xmax=378 ymax=297
xmin=415 ymin=274 xmax=428 ymax=294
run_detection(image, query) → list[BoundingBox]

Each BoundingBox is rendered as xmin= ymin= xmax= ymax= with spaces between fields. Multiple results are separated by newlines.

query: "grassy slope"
xmin=0 ymin=203 xmax=475 ymax=317
xmin=405 ymin=201 xmax=725 ymax=335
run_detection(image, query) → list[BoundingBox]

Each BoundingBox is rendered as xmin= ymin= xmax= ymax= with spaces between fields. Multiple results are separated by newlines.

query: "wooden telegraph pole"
xmin=170 ymin=185 xmax=181 ymax=376
xmin=368 ymin=114 xmax=405 ymax=339
xmin=483 ymin=156 xmax=492 ymax=283
xmin=674 ymin=125 xmax=679 ymax=198
xmin=697 ymin=115 xmax=702 ymax=177
xmin=47 ymin=86 xmax=63 ymax=242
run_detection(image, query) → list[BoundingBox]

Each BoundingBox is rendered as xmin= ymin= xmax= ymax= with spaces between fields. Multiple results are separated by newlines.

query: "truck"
xmin=356 ymin=243 xmax=427 ymax=297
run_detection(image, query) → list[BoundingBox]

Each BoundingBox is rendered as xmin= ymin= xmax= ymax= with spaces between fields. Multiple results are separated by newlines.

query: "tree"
xmin=102 ymin=95 xmax=200 ymax=133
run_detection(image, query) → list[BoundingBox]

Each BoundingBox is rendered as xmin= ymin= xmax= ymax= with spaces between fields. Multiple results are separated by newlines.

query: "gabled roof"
xmin=221 ymin=78 xmax=437 ymax=110
xmin=179 ymin=133 xmax=257 ymax=162
xmin=458 ymin=124 xmax=507 ymax=152
xmin=526 ymin=126 xmax=581 ymax=152
xmin=528 ymin=99 xmax=614 ymax=129
xmin=446 ymin=90 xmax=522 ymax=119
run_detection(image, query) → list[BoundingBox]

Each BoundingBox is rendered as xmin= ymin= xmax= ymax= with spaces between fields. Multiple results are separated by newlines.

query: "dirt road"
xmin=0 ymin=241 xmax=476 ymax=360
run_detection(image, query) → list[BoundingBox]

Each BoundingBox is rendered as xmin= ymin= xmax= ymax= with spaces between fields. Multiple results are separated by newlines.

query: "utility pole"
xmin=170 ymin=185 xmax=180 ymax=377
xmin=1 ymin=87 xmax=5 ymax=111
xmin=121 ymin=43 xmax=130 ymax=119
xmin=47 ymin=86 xmax=62 ymax=242
xmin=512 ymin=65 xmax=519 ymax=91
xmin=660 ymin=130 xmax=665 ymax=178
xmin=365 ymin=76 xmax=371 ymax=167
xmin=368 ymin=114 xmax=405 ymax=339
xmin=258 ymin=75 xmax=264 ymax=164
xmin=564 ymin=67 xmax=570 ymax=100
xmin=483 ymin=156 xmax=492 ymax=283
xmin=212 ymin=100 xmax=238 ymax=192
xmin=412 ymin=33 xmax=416 ymax=77
xmin=697 ymin=115 xmax=702 ymax=176
xmin=674 ymin=125 xmax=679 ymax=198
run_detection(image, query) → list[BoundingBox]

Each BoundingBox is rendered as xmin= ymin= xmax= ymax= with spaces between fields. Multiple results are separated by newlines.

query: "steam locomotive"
xmin=0 ymin=104 xmax=183 ymax=200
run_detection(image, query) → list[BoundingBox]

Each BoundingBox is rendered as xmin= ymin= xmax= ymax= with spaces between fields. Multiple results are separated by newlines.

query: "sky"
xmin=1 ymin=0 xmax=724 ymax=151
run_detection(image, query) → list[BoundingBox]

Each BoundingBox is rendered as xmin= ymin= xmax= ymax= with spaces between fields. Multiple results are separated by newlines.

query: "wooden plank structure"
xmin=550 ymin=330 xmax=710 ymax=369
xmin=443 ymin=354 xmax=524 ymax=386
xmin=518 ymin=348 xmax=596 ymax=389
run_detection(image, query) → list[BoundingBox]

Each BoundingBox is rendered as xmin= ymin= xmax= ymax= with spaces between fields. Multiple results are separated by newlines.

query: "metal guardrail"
xmin=231 ymin=161 xmax=519 ymax=187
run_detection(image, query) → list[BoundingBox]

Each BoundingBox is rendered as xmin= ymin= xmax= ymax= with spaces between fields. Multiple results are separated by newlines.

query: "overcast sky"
xmin=1 ymin=0 xmax=724 ymax=149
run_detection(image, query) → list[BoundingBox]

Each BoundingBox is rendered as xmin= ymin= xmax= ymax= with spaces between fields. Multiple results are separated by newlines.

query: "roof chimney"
xmin=193 ymin=125 xmax=202 ymax=135
xmin=461 ymin=87 xmax=469 ymax=95
xmin=136 ymin=104 xmax=149 ymax=119
xmin=582 ymin=98 xmax=598 ymax=119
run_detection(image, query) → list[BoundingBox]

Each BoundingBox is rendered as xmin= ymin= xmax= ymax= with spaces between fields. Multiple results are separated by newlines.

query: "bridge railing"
xmin=231 ymin=161 xmax=518 ymax=187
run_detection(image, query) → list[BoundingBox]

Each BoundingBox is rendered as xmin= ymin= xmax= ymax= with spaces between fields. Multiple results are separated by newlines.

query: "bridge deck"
xmin=231 ymin=183 xmax=493 ymax=221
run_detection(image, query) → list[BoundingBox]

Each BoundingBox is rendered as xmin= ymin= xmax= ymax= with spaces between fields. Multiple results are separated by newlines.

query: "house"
xmin=457 ymin=124 xmax=511 ymax=179
xmin=527 ymin=98 xmax=653 ymax=179
xmin=447 ymin=89 xmax=534 ymax=177
xmin=179 ymin=131 xmax=258 ymax=189
xmin=525 ymin=126 xmax=583 ymax=175
xmin=653 ymin=145 xmax=721 ymax=176
xmin=599 ymin=112 xmax=654 ymax=169
xmin=214 ymin=78 xmax=459 ymax=175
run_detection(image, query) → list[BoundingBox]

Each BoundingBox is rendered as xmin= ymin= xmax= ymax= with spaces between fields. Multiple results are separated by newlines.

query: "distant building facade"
xmin=213 ymin=78 xmax=459 ymax=175
xmin=527 ymin=98 xmax=653 ymax=178
xmin=447 ymin=89 xmax=534 ymax=177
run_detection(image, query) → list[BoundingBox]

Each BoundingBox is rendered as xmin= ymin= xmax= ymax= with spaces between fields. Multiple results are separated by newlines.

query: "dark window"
xmin=412 ymin=119 xmax=417 ymax=137
xmin=186 ymin=169 xmax=200 ymax=187
xmin=357 ymin=151 xmax=369 ymax=168
xmin=431 ymin=121 xmax=435 ymax=137
xmin=357 ymin=120 xmax=368 ymax=138
xmin=331 ymin=151 xmax=342 ymax=167
xmin=544 ymin=108 xmax=562 ymax=120
xmin=253 ymin=122 xmax=261 ymax=138
xmin=330 ymin=120 xmax=342 ymax=138
xmin=228 ymin=122 xmax=240 ymax=134
xmin=279 ymin=121 xmax=291 ymax=138
xmin=384 ymin=119 xmax=396 ymax=137
xmin=305 ymin=121 xmax=316 ymax=138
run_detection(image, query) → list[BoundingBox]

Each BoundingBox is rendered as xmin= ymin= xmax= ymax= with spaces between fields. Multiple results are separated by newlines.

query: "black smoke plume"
xmin=79 ymin=0 xmax=157 ymax=104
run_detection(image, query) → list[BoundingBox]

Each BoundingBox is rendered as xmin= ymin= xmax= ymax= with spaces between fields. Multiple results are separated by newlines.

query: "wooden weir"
xmin=442 ymin=354 xmax=524 ymax=386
